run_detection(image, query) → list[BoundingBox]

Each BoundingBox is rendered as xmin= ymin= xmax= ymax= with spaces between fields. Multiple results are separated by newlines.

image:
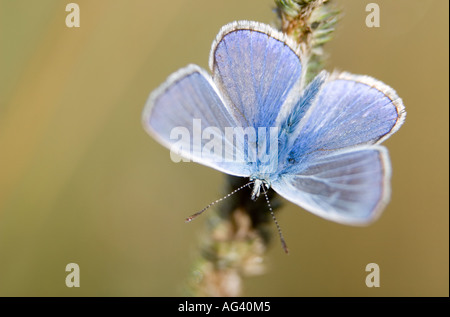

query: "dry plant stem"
xmin=185 ymin=0 xmax=338 ymax=297
xmin=276 ymin=0 xmax=339 ymax=83
xmin=185 ymin=175 xmax=278 ymax=296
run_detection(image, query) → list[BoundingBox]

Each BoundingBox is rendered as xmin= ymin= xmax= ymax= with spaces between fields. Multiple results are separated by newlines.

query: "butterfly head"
xmin=250 ymin=177 xmax=270 ymax=201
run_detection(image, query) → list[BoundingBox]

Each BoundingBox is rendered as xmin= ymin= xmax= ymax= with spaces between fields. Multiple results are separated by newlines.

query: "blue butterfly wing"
xmin=285 ymin=72 xmax=406 ymax=161
xmin=271 ymin=73 xmax=405 ymax=224
xmin=271 ymin=146 xmax=391 ymax=225
xmin=210 ymin=21 xmax=303 ymax=129
xmin=142 ymin=64 xmax=254 ymax=177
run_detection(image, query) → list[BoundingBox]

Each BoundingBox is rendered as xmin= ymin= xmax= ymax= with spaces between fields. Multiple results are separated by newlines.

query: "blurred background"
xmin=0 ymin=0 xmax=448 ymax=296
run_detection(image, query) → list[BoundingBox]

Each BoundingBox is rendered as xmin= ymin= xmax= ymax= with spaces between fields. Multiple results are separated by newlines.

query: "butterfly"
xmin=142 ymin=21 xmax=406 ymax=250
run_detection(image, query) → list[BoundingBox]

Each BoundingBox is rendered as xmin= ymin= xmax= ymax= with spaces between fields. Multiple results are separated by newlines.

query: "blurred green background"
xmin=0 ymin=0 xmax=448 ymax=296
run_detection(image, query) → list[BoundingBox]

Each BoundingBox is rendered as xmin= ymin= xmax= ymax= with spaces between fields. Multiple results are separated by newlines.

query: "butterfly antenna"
xmin=262 ymin=183 xmax=289 ymax=254
xmin=185 ymin=181 xmax=255 ymax=223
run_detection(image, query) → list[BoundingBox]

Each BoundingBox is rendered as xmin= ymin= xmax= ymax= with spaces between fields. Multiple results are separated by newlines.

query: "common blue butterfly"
xmin=142 ymin=21 xmax=406 ymax=243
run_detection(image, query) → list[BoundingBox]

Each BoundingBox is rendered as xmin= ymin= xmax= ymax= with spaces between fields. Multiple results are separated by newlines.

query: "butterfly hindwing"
xmin=271 ymin=146 xmax=391 ymax=225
